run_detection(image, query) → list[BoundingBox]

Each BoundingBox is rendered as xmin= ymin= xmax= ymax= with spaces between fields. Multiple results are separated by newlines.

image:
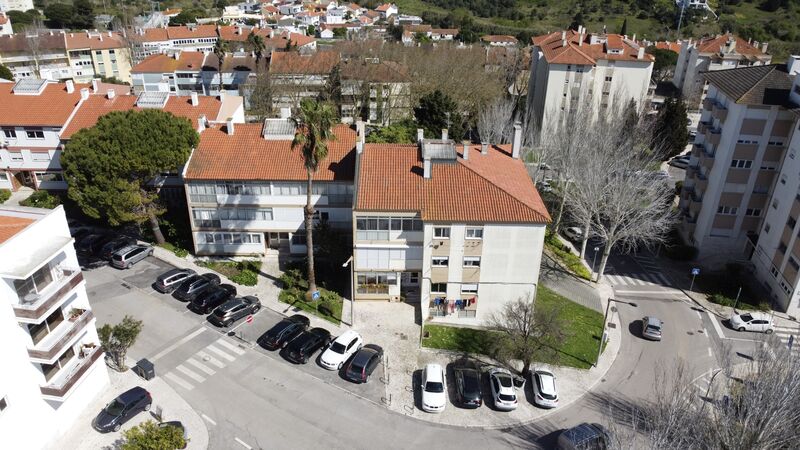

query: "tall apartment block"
xmin=0 ymin=205 xmax=108 ymax=449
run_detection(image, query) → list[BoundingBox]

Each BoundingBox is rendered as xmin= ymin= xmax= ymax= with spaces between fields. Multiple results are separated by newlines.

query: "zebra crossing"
xmin=604 ymin=271 xmax=672 ymax=288
xmin=163 ymin=338 xmax=247 ymax=391
xmin=774 ymin=325 xmax=800 ymax=353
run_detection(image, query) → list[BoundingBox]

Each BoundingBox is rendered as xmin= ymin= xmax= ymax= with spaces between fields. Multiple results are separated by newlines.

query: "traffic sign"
xmin=691 ymin=268 xmax=700 ymax=276
xmin=312 ymin=290 xmax=321 ymax=301
xmin=245 ymin=315 xmax=253 ymax=324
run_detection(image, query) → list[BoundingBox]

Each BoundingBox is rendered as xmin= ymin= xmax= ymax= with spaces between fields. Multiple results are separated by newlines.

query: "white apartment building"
xmin=182 ymin=120 xmax=356 ymax=255
xmin=0 ymin=0 xmax=33 ymax=12
xmin=673 ymin=33 xmax=771 ymax=105
xmin=340 ymin=58 xmax=411 ymax=125
xmin=0 ymin=12 xmax=12 ymax=36
xmin=269 ymin=50 xmax=341 ymax=111
xmin=353 ymin=127 xmax=550 ymax=324
xmin=527 ymin=27 xmax=654 ymax=135
xmin=0 ymin=205 xmax=108 ymax=449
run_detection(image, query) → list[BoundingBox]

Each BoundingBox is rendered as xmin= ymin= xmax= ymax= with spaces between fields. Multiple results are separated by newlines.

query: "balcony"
xmin=711 ymin=103 xmax=728 ymax=122
xmin=697 ymin=121 xmax=709 ymax=135
xmin=28 ymin=309 xmax=94 ymax=364
xmin=702 ymin=97 xmax=714 ymax=111
xmin=13 ymin=270 xmax=84 ymax=322
xmin=40 ymin=346 xmax=103 ymax=402
xmin=707 ymin=129 xmax=721 ymax=146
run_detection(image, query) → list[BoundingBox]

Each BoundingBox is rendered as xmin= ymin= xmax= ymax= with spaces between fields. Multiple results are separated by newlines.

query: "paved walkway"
xmin=5 ymin=186 xmax=33 ymax=205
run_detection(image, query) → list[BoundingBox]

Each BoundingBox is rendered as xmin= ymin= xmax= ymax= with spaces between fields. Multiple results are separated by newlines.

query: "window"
xmin=771 ymin=266 xmax=779 ymax=278
xmin=291 ymin=232 xmax=306 ymax=246
xmin=34 ymin=172 xmax=63 ymax=182
xmin=788 ymin=216 xmax=797 ymax=229
xmin=461 ymin=284 xmax=478 ymax=294
xmin=730 ymin=159 xmax=752 ymax=169
xmin=432 ymin=256 xmax=449 ymax=267
xmin=9 ymin=152 xmax=23 ymax=162
xmin=31 ymin=152 xmax=50 ymax=162
xmin=604 ymin=76 xmax=612 ymax=82
xmin=781 ymin=174 xmax=788 ymax=185
xmin=778 ymin=241 xmax=787 ymax=254
xmin=765 ymin=223 xmax=771 ymax=233
xmin=433 ymin=227 xmax=450 ymax=239
xmin=745 ymin=208 xmax=762 ymax=217
xmin=0 ymin=395 xmax=7 ymax=414
xmin=356 ymin=272 xmax=396 ymax=294
xmin=768 ymin=141 xmax=784 ymax=146
xmin=431 ymin=283 xmax=446 ymax=293
xmin=2 ymin=127 xmax=15 ymax=138
xmin=465 ymin=227 xmax=483 ymax=239
xmin=773 ymin=199 xmax=779 ymax=210
xmin=14 ymin=263 xmax=55 ymax=299
xmin=463 ymin=256 xmax=481 ymax=267
xmin=25 ymin=128 xmax=44 ymax=139
xmin=717 ymin=206 xmax=738 ymax=215
xmin=790 ymin=256 xmax=800 ymax=272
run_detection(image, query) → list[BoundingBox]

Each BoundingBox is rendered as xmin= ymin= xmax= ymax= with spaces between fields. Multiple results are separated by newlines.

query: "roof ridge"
xmin=566 ymin=40 xmax=595 ymax=64
xmin=735 ymin=65 xmax=777 ymax=103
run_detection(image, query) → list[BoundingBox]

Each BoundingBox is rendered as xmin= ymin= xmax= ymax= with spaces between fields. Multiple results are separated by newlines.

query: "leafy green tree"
xmin=121 ymin=420 xmax=186 ymax=450
xmin=61 ymin=110 xmax=198 ymax=244
xmin=98 ymin=315 xmax=143 ymax=371
xmin=619 ymin=17 xmax=628 ymax=36
xmin=569 ymin=12 xmax=584 ymax=31
xmin=0 ymin=64 xmax=13 ymax=81
xmin=213 ymin=37 xmax=229 ymax=92
xmin=414 ymin=90 xmax=465 ymax=141
xmin=333 ymin=27 xmax=347 ymax=39
xmin=169 ymin=9 xmax=201 ymax=26
xmin=44 ymin=3 xmax=75 ymax=29
xmin=366 ymin=120 xmax=417 ymax=143
xmin=291 ymin=99 xmax=338 ymax=297
xmin=6 ymin=10 xmax=35 ymax=26
xmin=654 ymin=97 xmax=689 ymax=160
xmin=648 ymin=47 xmax=679 ymax=82
xmin=307 ymin=25 xmax=316 ymax=37
xmin=72 ymin=0 xmax=94 ymax=28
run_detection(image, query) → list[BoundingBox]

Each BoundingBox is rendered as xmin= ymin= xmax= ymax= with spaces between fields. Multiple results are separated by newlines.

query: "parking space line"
xmin=207 ymin=344 xmax=237 ymax=362
xmin=186 ymin=358 xmax=216 ymax=375
xmin=201 ymin=413 xmax=217 ymax=426
xmin=707 ymin=347 xmax=713 ymax=357
xmin=234 ymin=437 xmax=253 ymax=449
xmin=176 ymin=364 xmax=206 ymax=383
xmin=151 ymin=327 xmax=206 ymax=361
xmin=707 ymin=311 xmax=726 ymax=339
xmin=164 ymin=372 xmax=194 ymax=390
xmin=215 ymin=338 xmax=247 ymax=355
xmin=196 ymin=351 xmax=226 ymax=368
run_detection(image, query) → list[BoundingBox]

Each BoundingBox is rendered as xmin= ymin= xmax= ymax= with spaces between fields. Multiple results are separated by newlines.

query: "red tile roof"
xmin=61 ymin=94 xmax=224 ymax=138
xmin=653 ymin=41 xmax=681 ymax=53
xmin=130 ymin=52 xmax=207 ymax=73
xmin=184 ymin=124 xmax=357 ymax=181
xmin=65 ymin=31 xmax=127 ymax=50
xmin=695 ymin=33 xmax=768 ymax=58
xmin=356 ymin=144 xmax=550 ymax=223
xmin=0 ymin=13 xmax=8 ymax=25
xmin=0 ymin=216 xmax=34 ymax=244
xmin=532 ymin=29 xmax=654 ymax=65
xmin=376 ymin=3 xmax=393 ymax=11
xmin=270 ymin=51 xmax=340 ymax=75
xmin=0 ymin=82 xmax=86 ymax=127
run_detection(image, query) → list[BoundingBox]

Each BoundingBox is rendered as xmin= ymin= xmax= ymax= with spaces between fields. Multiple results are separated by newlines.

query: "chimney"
xmin=423 ymin=158 xmax=431 ymax=179
xmin=108 ymin=31 xmax=112 ymax=37
xmin=220 ymin=92 xmax=226 ymax=102
xmin=462 ymin=141 xmax=470 ymax=160
xmin=356 ymin=141 xmax=364 ymax=154
xmin=91 ymin=78 xmax=100 ymax=92
xmin=578 ymin=34 xmax=582 ymax=46
xmin=280 ymin=107 xmax=291 ymax=119
xmin=561 ymin=30 xmax=566 ymax=40
xmin=173 ymin=50 xmax=181 ymax=60
xmin=226 ymin=118 xmax=234 ymax=135
xmin=417 ymin=128 xmax=424 ymax=142
xmin=80 ymin=88 xmax=89 ymax=101
xmin=197 ymin=115 xmax=207 ymax=132
xmin=761 ymin=42 xmax=769 ymax=53
xmin=637 ymin=47 xmax=645 ymax=59
xmin=356 ymin=120 xmax=365 ymax=143
xmin=107 ymin=89 xmax=115 ymax=99
xmin=481 ymin=142 xmax=488 ymax=155
xmin=562 ymin=39 xmax=567 ymax=48
xmin=632 ymin=33 xmax=636 ymax=42
xmin=65 ymin=80 xmax=75 ymax=93
xmin=441 ymin=129 xmax=448 ymax=140
xmin=190 ymin=91 xmax=199 ymax=106
xmin=511 ymin=122 xmax=522 ymax=159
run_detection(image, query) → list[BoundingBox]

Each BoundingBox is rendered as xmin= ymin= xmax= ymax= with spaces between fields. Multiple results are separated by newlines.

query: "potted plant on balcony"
xmin=80 ymin=342 xmax=97 ymax=358
xmin=68 ymin=308 xmax=86 ymax=321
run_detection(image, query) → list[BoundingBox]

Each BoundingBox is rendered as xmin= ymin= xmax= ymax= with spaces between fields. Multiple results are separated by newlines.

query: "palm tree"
xmin=291 ymin=99 xmax=338 ymax=296
xmin=213 ymin=37 xmax=229 ymax=93
xmin=246 ymin=31 xmax=266 ymax=65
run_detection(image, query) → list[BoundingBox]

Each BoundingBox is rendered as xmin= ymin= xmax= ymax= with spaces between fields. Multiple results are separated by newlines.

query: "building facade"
xmin=269 ymin=50 xmax=340 ymax=111
xmin=0 ymin=205 xmax=108 ymax=450
xmin=65 ymin=31 xmax=133 ymax=84
xmin=0 ymin=0 xmax=33 ymax=13
xmin=340 ymin=58 xmax=410 ymax=125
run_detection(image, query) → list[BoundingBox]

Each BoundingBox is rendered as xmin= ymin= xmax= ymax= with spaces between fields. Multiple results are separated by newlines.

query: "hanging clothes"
xmin=449 ymin=299 xmax=455 ymax=314
xmin=455 ymin=299 xmax=463 ymax=310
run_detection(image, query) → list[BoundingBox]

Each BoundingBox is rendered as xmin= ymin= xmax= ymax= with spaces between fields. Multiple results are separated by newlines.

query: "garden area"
xmin=197 ymin=259 xmax=261 ymax=286
xmin=422 ymin=286 xmax=604 ymax=370
xmin=279 ymin=264 xmax=343 ymax=325
xmin=696 ymin=263 xmax=770 ymax=312
xmin=544 ymin=229 xmax=592 ymax=281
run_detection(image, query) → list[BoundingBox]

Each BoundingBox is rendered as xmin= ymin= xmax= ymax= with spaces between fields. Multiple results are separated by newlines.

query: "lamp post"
xmin=594 ymin=298 xmax=637 ymax=367
xmin=592 ymin=246 xmax=600 ymax=281
xmin=342 ymin=256 xmax=355 ymax=327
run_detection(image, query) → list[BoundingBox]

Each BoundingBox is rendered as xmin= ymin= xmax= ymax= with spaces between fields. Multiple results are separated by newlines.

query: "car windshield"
xmin=740 ymin=314 xmax=753 ymax=322
xmin=104 ymin=399 xmax=125 ymax=415
xmin=425 ymin=381 xmax=444 ymax=393
xmin=647 ymin=325 xmax=661 ymax=333
xmin=112 ymin=254 xmax=123 ymax=261
xmin=499 ymin=393 xmax=516 ymax=402
xmin=330 ymin=342 xmax=347 ymax=354
xmin=496 ymin=374 xmax=513 ymax=388
xmin=462 ymin=373 xmax=480 ymax=393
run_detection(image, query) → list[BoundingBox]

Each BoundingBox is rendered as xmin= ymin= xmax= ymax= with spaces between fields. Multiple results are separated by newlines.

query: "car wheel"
xmin=738 ymin=327 xmax=745 ymax=332
xmin=225 ymin=320 xmax=232 ymax=327
xmin=302 ymin=356 xmax=308 ymax=364
xmin=113 ymin=423 xmax=121 ymax=432
xmin=365 ymin=374 xmax=370 ymax=383
xmin=124 ymin=263 xmax=130 ymax=269
xmin=144 ymin=403 xmax=151 ymax=411
xmin=765 ymin=329 xmax=774 ymax=334
xmin=148 ymin=249 xmax=154 ymax=256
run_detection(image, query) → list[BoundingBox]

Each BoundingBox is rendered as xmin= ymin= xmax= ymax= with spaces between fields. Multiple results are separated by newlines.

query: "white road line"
xmin=195 ymin=351 xmax=226 ymax=368
xmin=176 ymin=364 xmax=206 ymax=383
xmin=151 ymin=327 xmax=206 ymax=361
xmin=234 ymin=437 xmax=253 ymax=449
xmin=774 ymin=326 xmax=799 ymax=332
xmin=186 ymin=358 xmax=216 ymax=375
xmin=164 ymin=372 xmax=194 ymax=390
xmin=703 ymin=327 xmax=709 ymax=338
xmin=696 ymin=310 xmax=703 ymax=320
xmin=207 ymin=344 xmax=237 ymax=362
xmin=708 ymin=311 xmax=726 ymax=339
xmin=607 ymin=275 xmax=623 ymax=285
xmin=708 ymin=347 xmax=713 ymax=357
xmin=613 ymin=289 xmax=684 ymax=296
xmin=201 ymin=413 xmax=217 ymax=426
xmin=215 ymin=338 xmax=247 ymax=355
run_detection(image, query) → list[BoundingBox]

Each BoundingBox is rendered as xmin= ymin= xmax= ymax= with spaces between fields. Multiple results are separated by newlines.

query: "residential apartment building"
xmin=65 ymin=31 xmax=133 ymax=84
xmin=0 ymin=204 xmax=108 ymax=449
xmin=0 ymin=12 xmax=12 ymax=36
xmin=269 ymin=50 xmax=340 ymax=111
xmin=353 ymin=127 xmax=550 ymax=323
xmin=527 ymin=27 xmax=654 ymax=134
xmin=672 ymin=33 xmax=771 ymax=105
xmin=0 ymin=0 xmax=33 ymax=12
xmin=182 ymin=120 xmax=356 ymax=255
xmin=340 ymin=58 xmax=410 ymax=125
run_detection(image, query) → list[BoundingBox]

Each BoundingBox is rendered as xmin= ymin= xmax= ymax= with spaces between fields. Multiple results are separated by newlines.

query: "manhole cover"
xmin=698 ymin=329 xmax=704 ymax=334
xmin=399 ymin=334 xmax=408 ymax=340
xmin=687 ymin=331 xmax=694 ymax=335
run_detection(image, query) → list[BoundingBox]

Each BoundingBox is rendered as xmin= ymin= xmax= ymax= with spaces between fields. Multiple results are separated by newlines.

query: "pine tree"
xmin=620 ymin=17 xmax=628 ymax=36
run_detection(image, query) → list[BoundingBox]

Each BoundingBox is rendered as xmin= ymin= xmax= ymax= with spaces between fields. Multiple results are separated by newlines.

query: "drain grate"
xmin=121 ymin=282 xmax=131 ymax=289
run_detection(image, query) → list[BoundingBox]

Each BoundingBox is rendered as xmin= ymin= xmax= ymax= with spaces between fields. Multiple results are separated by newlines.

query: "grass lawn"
xmin=422 ymin=286 xmax=604 ymax=370
xmin=545 ymin=231 xmax=592 ymax=280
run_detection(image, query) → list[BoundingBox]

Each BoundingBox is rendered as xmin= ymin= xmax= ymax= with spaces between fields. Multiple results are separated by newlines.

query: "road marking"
xmin=696 ymin=310 xmax=703 ymax=320
xmin=196 ymin=351 xmax=226 ymax=368
xmin=151 ymin=327 xmax=206 ymax=361
xmin=186 ymin=358 xmax=216 ymax=375
xmin=708 ymin=347 xmax=713 ymax=357
xmin=234 ymin=437 xmax=253 ymax=449
xmin=707 ymin=311 xmax=726 ymax=339
xmin=774 ymin=325 xmax=799 ymax=332
xmin=207 ymin=344 xmax=237 ymax=362
xmin=703 ymin=327 xmax=709 ymax=338
xmin=613 ymin=289 xmax=684 ymax=296
xmin=215 ymin=338 xmax=247 ymax=355
xmin=176 ymin=364 xmax=206 ymax=383
xmin=201 ymin=413 xmax=217 ymax=426
xmin=164 ymin=372 xmax=194 ymax=390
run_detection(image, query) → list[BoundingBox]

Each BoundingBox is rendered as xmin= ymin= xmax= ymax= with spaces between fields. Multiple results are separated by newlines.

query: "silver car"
xmin=111 ymin=244 xmax=153 ymax=269
xmin=642 ymin=316 xmax=663 ymax=341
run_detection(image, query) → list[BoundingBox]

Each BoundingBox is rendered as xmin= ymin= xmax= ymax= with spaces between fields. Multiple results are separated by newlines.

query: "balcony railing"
xmin=429 ymin=308 xmax=477 ymax=319
xmin=40 ymin=346 xmax=103 ymax=401
xmin=13 ymin=270 xmax=84 ymax=321
xmin=28 ymin=309 xmax=94 ymax=363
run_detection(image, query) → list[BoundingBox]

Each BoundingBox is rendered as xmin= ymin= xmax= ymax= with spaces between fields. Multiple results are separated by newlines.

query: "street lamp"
xmin=594 ymin=298 xmax=638 ymax=367
xmin=592 ymin=246 xmax=600 ymax=281
xmin=342 ymin=256 xmax=355 ymax=327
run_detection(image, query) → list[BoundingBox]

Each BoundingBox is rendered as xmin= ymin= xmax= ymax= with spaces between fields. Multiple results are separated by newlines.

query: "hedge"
xmin=0 ymin=189 xmax=10 ymax=204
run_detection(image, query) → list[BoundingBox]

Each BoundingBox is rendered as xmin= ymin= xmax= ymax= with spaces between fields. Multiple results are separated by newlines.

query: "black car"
xmin=556 ymin=423 xmax=611 ymax=450
xmin=98 ymin=236 xmax=137 ymax=260
xmin=154 ymin=268 xmax=197 ymax=294
xmin=93 ymin=387 xmax=152 ymax=433
xmin=345 ymin=344 xmax=383 ymax=383
xmin=190 ymin=284 xmax=237 ymax=314
xmin=207 ymin=296 xmax=261 ymax=327
xmin=284 ymin=327 xmax=331 ymax=364
xmin=76 ymin=233 xmax=111 ymax=255
xmin=172 ymin=273 xmax=221 ymax=302
xmin=257 ymin=314 xmax=310 ymax=350
xmin=454 ymin=363 xmax=483 ymax=408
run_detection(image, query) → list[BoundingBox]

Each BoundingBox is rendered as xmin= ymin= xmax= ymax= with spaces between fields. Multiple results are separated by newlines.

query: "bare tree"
xmin=477 ymin=96 xmax=514 ymax=145
xmin=245 ymin=68 xmax=273 ymax=122
xmin=24 ymin=19 xmax=45 ymax=78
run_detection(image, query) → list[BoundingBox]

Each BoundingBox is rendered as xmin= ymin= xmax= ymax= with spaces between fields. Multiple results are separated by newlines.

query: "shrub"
xmin=544 ymin=229 xmax=591 ymax=280
xmin=709 ymin=293 xmax=735 ymax=307
xmin=674 ymin=180 xmax=683 ymax=196
xmin=231 ymin=269 xmax=258 ymax=286
xmin=20 ymin=190 xmax=60 ymax=209
xmin=159 ymin=242 xmax=189 ymax=258
xmin=280 ymin=268 xmax=307 ymax=290
xmin=0 ymin=189 xmax=10 ymax=204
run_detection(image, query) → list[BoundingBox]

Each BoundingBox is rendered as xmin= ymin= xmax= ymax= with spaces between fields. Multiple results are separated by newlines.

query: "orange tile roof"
xmin=131 ymin=52 xmax=207 ymax=73
xmin=163 ymin=8 xmax=182 ymax=15
xmin=654 ymin=41 xmax=681 ymax=53
xmin=0 ymin=216 xmax=34 ymax=244
xmin=376 ymin=3 xmax=393 ymax=11
xmin=0 ymin=82 xmax=86 ymax=127
xmin=695 ymin=33 xmax=768 ymax=58
xmin=0 ymin=14 xmax=8 ymax=25
xmin=61 ymin=94 xmax=224 ymax=138
xmin=65 ymin=31 xmax=127 ymax=50
xmin=356 ymin=144 xmax=550 ymax=223
xmin=532 ymin=29 xmax=654 ymax=65
xmin=270 ymin=50 xmax=340 ymax=74
xmin=166 ymin=24 xmax=218 ymax=40
xmin=184 ymin=124 xmax=357 ymax=181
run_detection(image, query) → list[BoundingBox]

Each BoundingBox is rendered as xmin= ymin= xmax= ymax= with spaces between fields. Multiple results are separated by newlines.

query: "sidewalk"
xmin=53 ymin=360 xmax=208 ymax=450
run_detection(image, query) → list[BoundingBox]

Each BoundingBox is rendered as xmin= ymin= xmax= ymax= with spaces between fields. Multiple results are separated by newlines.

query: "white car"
xmin=319 ymin=330 xmax=363 ymax=370
xmin=669 ymin=155 xmax=690 ymax=169
xmin=421 ymin=364 xmax=447 ymax=413
xmin=563 ymin=226 xmax=583 ymax=241
xmin=531 ymin=369 xmax=559 ymax=409
xmin=489 ymin=367 xmax=518 ymax=411
xmin=730 ymin=312 xmax=773 ymax=333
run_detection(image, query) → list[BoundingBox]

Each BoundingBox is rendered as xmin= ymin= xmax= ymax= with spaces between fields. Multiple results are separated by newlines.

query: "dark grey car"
xmin=345 ymin=344 xmax=383 ymax=383
xmin=556 ymin=423 xmax=610 ymax=450
xmin=454 ymin=363 xmax=483 ymax=408
xmin=207 ymin=296 xmax=261 ymax=327
xmin=93 ymin=387 xmax=151 ymax=433
xmin=190 ymin=284 xmax=237 ymax=314
xmin=172 ymin=273 xmax=220 ymax=302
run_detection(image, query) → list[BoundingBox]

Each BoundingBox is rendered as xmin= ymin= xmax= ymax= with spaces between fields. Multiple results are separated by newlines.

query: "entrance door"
xmin=400 ymin=272 xmax=420 ymax=302
xmin=267 ymin=232 xmax=290 ymax=250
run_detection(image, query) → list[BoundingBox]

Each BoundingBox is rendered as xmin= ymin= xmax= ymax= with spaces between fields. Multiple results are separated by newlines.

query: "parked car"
xmin=320 ymin=329 xmax=363 ymax=370
xmin=668 ymin=155 xmax=691 ymax=169
xmin=207 ymin=296 xmax=261 ymax=327
xmin=93 ymin=387 xmax=152 ymax=433
xmin=190 ymin=284 xmax=237 ymax=314
xmin=536 ymin=180 xmax=553 ymax=193
xmin=158 ymin=421 xmax=187 ymax=449
xmin=172 ymin=273 xmax=220 ymax=301
xmin=284 ymin=327 xmax=332 ymax=364
xmin=257 ymin=314 xmax=310 ymax=350
xmin=641 ymin=316 xmax=663 ymax=341
xmin=110 ymin=244 xmax=153 ymax=269
xmin=730 ymin=312 xmax=774 ymax=333
xmin=154 ymin=268 xmax=197 ymax=294
xmin=421 ymin=363 xmax=447 ymax=413
xmin=489 ymin=367 xmax=518 ymax=411
xmin=98 ymin=236 xmax=137 ymax=260
xmin=76 ymin=233 xmax=112 ymax=255
xmin=531 ymin=369 xmax=559 ymax=408
xmin=563 ymin=226 xmax=583 ymax=241
xmin=453 ymin=362 xmax=482 ymax=408
xmin=344 ymin=344 xmax=383 ymax=383
xmin=556 ymin=423 xmax=611 ymax=450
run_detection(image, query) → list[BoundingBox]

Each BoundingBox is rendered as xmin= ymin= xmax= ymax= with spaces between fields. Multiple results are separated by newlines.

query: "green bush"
xmin=544 ymin=230 xmax=591 ymax=280
xmin=20 ymin=190 xmax=60 ymax=209
xmin=0 ymin=189 xmax=10 ymax=203
xmin=231 ymin=269 xmax=258 ymax=286
xmin=280 ymin=268 xmax=307 ymax=290
xmin=158 ymin=242 xmax=189 ymax=258
xmin=709 ymin=293 xmax=735 ymax=307
xmin=674 ymin=180 xmax=683 ymax=196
